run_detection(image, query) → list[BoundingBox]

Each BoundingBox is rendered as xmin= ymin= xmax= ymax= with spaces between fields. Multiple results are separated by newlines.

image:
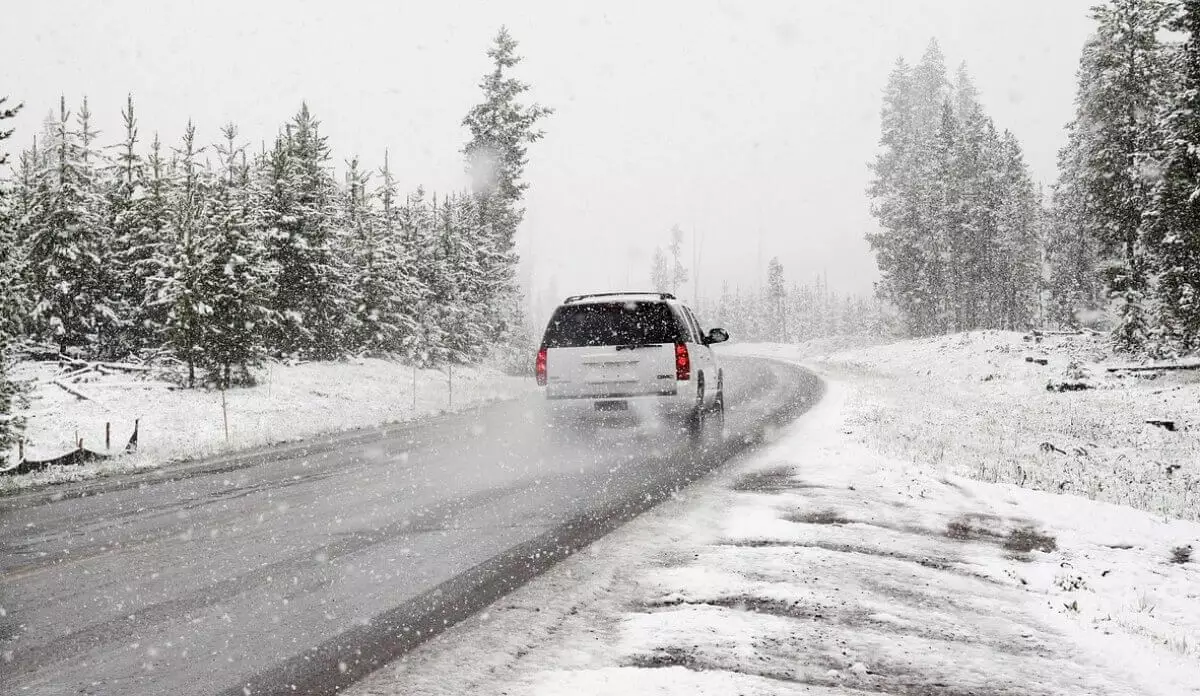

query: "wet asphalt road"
xmin=0 ymin=356 xmax=821 ymax=696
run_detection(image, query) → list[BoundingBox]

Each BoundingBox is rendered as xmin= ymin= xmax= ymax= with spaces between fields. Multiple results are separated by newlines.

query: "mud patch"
xmin=625 ymin=646 xmax=700 ymax=670
xmin=1004 ymin=526 xmax=1058 ymax=553
xmin=945 ymin=514 xmax=1056 ymax=555
xmin=730 ymin=466 xmax=810 ymax=492
xmin=784 ymin=508 xmax=850 ymax=525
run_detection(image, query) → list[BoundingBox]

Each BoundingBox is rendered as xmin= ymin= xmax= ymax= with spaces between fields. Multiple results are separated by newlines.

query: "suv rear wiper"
xmin=614 ymin=343 xmax=664 ymax=351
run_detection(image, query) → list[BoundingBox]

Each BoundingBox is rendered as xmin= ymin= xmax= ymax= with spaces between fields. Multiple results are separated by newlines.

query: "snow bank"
xmin=1 ymin=358 xmax=535 ymax=491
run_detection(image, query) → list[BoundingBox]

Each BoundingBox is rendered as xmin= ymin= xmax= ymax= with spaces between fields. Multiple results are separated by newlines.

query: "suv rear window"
xmin=542 ymin=301 xmax=684 ymax=348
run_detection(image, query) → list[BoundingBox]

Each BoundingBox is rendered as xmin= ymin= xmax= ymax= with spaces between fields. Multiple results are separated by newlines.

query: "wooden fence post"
xmin=105 ymin=422 xmax=111 ymax=450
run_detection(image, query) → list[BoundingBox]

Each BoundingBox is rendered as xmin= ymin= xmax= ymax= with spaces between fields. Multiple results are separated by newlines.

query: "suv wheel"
xmin=687 ymin=377 xmax=706 ymax=439
xmin=710 ymin=372 xmax=726 ymax=439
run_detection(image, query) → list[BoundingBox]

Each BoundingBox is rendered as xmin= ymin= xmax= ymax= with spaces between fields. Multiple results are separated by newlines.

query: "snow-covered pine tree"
xmin=867 ymin=44 xmax=952 ymax=337
xmin=153 ymin=121 xmax=212 ymax=387
xmin=105 ymin=94 xmax=161 ymax=354
xmin=397 ymin=188 xmax=448 ymax=367
xmin=343 ymin=155 xmax=415 ymax=355
xmin=1049 ymin=36 xmax=1108 ymax=328
xmin=26 ymin=97 xmax=111 ymax=355
xmin=137 ymin=133 xmax=175 ymax=344
xmin=262 ymin=105 xmax=347 ymax=359
xmin=650 ymin=247 xmax=671 ymax=293
xmin=1066 ymin=0 xmax=1174 ymax=351
xmin=1145 ymin=0 xmax=1200 ymax=354
xmin=75 ymin=97 xmax=123 ymax=356
xmin=951 ymin=65 xmax=1002 ymax=330
xmin=439 ymin=192 xmax=490 ymax=362
xmin=202 ymin=124 xmax=274 ymax=387
xmin=667 ymin=224 xmax=689 ymax=295
xmin=374 ymin=151 xmax=423 ymax=354
xmin=766 ymin=257 xmax=787 ymax=340
xmin=462 ymin=27 xmax=552 ymax=347
xmin=0 ymin=95 xmax=24 ymax=455
xmin=993 ymin=131 xmax=1043 ymax=330
xmin=1 ymin=97 xmax=25 ymax=340
xmin=9 ymin=137 xmax=47 ymax=343
xmin=910 ymin=41 xmax=951 ymax=334
xmin=931 ymin=98 xmax=964 ymax=332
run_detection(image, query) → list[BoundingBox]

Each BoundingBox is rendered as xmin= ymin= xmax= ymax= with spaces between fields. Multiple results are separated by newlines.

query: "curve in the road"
xmin=0 ymin=356 xmax=822 ymax=696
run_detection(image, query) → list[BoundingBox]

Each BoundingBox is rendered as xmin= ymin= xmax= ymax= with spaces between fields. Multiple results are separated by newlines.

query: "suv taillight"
xmin=675 ymin=342 xmax=690 ymax=381
xmin=536 ymin=346 xmax=548 ymax=386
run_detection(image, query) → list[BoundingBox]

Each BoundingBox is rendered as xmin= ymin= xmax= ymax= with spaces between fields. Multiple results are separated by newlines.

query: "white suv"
xmin=535 ymin=292 xmax=729 ymax=434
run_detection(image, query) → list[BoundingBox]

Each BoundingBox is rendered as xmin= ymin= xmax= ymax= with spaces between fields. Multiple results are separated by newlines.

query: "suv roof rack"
xmin=563 ymin=291 xmax=676 ymax=304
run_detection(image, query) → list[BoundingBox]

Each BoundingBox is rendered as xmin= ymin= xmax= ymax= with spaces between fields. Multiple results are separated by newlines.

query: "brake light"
xmin=675 ymin=342 xmax=690 ymax=381
xmin=536 ymin=346 xmax=548 ymax=386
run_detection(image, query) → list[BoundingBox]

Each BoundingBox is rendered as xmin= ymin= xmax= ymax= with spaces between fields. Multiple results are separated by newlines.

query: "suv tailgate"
xmin=546 ymin=344 xmax=676 ymax=399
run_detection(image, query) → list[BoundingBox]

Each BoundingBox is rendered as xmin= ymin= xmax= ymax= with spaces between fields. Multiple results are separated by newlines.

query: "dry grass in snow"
xmin=1 ymin=357 xmax=534 ymax=491
xmin=741 ymin=331 xmax=1200 ymax=522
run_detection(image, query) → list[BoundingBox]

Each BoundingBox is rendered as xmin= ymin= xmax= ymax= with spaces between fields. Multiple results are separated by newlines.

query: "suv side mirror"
xmin=704 ymin=328 xmax=729 ymax=345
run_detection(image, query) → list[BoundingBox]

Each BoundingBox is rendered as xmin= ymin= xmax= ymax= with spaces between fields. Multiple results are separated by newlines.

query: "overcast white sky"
xmin=3 ymin=0 xmax=1095 ymax=320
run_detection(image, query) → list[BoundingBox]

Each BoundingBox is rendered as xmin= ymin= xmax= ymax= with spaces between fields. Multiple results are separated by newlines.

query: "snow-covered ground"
xmin=0 ymin=358 xmax=535 ymax=491
xmin=348 ymin=333 xmax=1200 ymax=696
xmin=756 ymin=330 xmax=1200 ymax=522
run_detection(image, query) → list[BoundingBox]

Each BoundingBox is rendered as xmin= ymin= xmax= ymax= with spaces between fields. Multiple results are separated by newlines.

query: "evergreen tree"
xmin=374 ymin=150 xmax=423 ymax=353
xmin=26 ymin=97 xmax=111 ymax=354
xmin=1049 ymin=36 xmax=1106 ymax=327
xmin=1067 ymin=0 xmax=1173 ymax=350
xmin=138 ymin=133 xmax=175 ymax=343
xmin=202 ymin=124 xmax=274 ymax=386
xmin=667 ymin=224 xmax=689 ymax=294
xmin=0 ymin=95 xmax=24 ymax=455
xmin=153 ymin=121 xmax=211 ymax=387
xmin=994 ymin=132 xmax=1043 ymax=330
xmin=106 ymin=94 xmax=163 ymax=354
xmin=766 ymin=257 xmax=787 ymax=340
xmin=952 ymin=68 xmax=1002 ymax=329
xmin=867 ymin=43 xmax=954 ymax=336
xmin=650 ymin=247 xmax=671 ymax=293
xmin=438 ymin=192 xmax=489 ymax=361
xmin=1145 ymin=0 xmax=1200 ymax=353
xmin=462 ymin=27 xmax=552 ymax=346
xmin=344 ymin=154 xmax=418 ymax=354
xmin=262 ymin=104 xmax=347 ymax=358
xmin=1 ymin=97 xmax=26 ymax=340
xmin=398 ymin=189 xmax=449 ymax=366
xmin=867 ymin=58 xmax=925 ymax=333
xmin=931 ymin=98 xmax=962 ymax=332
xmin=871 ymin=43 xmax=1050 ymax=336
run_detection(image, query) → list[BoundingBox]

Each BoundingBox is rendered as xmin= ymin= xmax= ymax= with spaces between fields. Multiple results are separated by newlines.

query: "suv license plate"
xmin=595 ymin=400 xmax=629 ymax=412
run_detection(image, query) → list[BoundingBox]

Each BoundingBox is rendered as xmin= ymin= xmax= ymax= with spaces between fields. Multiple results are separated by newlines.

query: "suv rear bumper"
xmin=543 ymin=385 xmax=696 ymax=423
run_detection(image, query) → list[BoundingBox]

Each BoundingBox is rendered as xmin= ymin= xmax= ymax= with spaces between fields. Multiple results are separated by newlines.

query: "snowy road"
xmin=0 ymin=356 xmax=820 ymax=696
